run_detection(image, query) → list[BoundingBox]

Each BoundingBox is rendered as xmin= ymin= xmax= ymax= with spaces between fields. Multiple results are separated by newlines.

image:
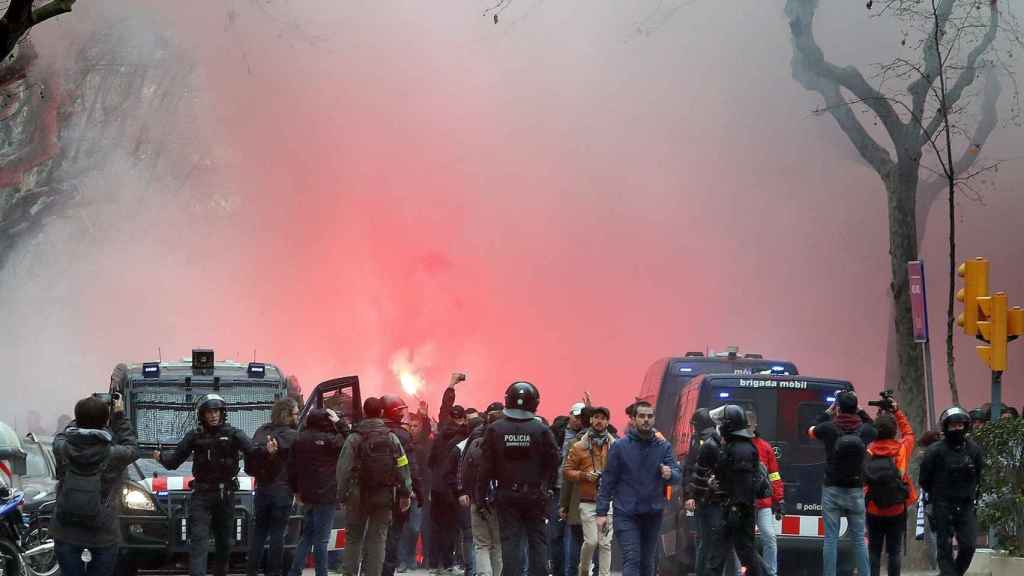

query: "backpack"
xmin=833 ymin=426 xmax=866 ymax=482
xmin=55 ymin=453 xmax=112 ymax=529
xmin=863 ymin=453 xmax=908 ymax=509
xmin=358 ymin=429 xmax=401 ymax=489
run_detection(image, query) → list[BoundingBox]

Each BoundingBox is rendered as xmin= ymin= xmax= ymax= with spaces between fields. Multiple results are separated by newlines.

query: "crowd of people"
xmin=39 ymin=370 xmax=1020 ymax=576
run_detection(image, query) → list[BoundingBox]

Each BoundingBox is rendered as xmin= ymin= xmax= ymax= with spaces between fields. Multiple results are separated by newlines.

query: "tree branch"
xmin=785 ymin=0 xmax=897 ymax=175
xmin=924 ymin=4 xmax=999 ymax=138
xmin=32 ymin=0 xmax=77 ymax=26
xmin=909 ymin=0 xmax=955 ymax=129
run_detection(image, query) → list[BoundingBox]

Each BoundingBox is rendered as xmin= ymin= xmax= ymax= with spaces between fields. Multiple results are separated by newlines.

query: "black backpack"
xmin=55 ymin=453 xmax=112 ymax=529
xmin=863 ymin=454 xmax=908 ymax=509
xmin=833 ymin=426 xmax=866 ymax=482
xmin=358 ymin=429 xmax=401 ymax=489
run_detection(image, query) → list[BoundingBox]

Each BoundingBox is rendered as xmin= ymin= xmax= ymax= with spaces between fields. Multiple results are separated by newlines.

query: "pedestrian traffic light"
xmin=957 ymin=257 xmax=990 ymax=336
xmin=976 ymin=292 xmax=1008 ymax=372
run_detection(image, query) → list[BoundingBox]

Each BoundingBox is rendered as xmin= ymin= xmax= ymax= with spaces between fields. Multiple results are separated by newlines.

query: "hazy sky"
xmin=2 ymin=0 xmax=1022 ymax=427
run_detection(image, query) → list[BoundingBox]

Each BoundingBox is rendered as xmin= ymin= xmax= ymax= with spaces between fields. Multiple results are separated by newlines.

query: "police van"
xmin=638 ymin=351 xmax=857 ymax=576
xmin=107 ymin=349 xmax=360 ymax=576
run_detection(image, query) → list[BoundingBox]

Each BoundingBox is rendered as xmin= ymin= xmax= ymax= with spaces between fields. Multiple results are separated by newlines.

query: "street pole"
xmin=990 ymin=370 xmax=1003 ymax=422
xmin=923 ymin=342 xmax=936 ymax=430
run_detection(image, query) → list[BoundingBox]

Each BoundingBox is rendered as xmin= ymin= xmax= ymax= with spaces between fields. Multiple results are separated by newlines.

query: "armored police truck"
xmin=108 ymin=350 xmax=361 ymax=576
xmin=639 ymin=351 xmax=858 ymax=576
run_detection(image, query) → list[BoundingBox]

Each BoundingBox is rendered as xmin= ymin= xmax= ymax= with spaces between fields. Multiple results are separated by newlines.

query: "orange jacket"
xmin=864 ymin=409 xmax=917 ymax=516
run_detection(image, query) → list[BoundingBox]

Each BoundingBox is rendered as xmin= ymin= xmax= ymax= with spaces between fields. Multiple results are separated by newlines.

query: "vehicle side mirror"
xmin=0 ymin=447 xmax=28 ymax=476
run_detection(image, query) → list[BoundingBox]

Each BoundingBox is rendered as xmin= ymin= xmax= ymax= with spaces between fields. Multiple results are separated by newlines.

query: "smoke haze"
xmin=2 ymin=0 xmax=1023 ymax=429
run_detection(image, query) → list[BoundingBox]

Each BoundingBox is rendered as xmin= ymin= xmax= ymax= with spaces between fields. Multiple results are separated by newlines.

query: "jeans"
xmin=471 ymin=503 xmax=502 ymax=576
xmin=458 ymin=505 xmax=475 ymax=576
xmin=578 ymin=503 xmax=611 ymax=576
xmin=548 ymin=493 xmax=565 ymax=576
xmin=931 ymin=500 xmax=977 ymax=576
xmin=189 ymin=490 xmax=236 ymax=576
xmin=247 ymin=487 xmax=293 ymax=576
xmin=822 ymin=486 xmax=870 ymax=576
xmin=54 ymin=542 xmax=118 ymax=576
xmin=287 ymin=503 xmax=335 ymax=576
xmin=867 ymin=513 xmax=905 ymax=576
xmin=400 ymin=500 xmax=424 ymax=568
xmin=614 ymin=511 xmax=663 ymax=576
xmin=564 ymin=524 xmax=581 ymax=576
xmin=497 ymin=492 xmax=548 ymax=576
xmin=383 ymin=505 xmax=409 ymax=576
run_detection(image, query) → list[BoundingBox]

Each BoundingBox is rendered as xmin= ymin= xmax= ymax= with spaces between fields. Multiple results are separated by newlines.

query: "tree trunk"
xmin=887 ymin=156 xmax=927 ymax=437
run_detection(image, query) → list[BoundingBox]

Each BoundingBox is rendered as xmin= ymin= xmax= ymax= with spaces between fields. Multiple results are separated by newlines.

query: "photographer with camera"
xmin=808 ymin=390 xmax=876 ymax=576
xmin=863 ymin=393 xmax=916 ymax=576
xmin=51 ymin=383 xmax=140 ymax=576
xmin=564 ymin=407 xmax=615 ymax=576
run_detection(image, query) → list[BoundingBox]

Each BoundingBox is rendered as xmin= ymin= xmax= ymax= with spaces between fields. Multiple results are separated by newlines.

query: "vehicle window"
xmin=24 ymin=445 xmax=49 ymax=477
xmin=797 ymin=403 xmax=828 ymax=446
xmin=706 ymin=386 xmax=777 ymax=441
xmin=672 ymin=384 xmax=701 ymax=454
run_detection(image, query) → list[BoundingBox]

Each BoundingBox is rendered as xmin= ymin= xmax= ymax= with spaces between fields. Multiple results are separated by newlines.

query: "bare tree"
xmin=1 ymin=0 xmax=77 ymax=63
xmin=785 ymin=0 xmax=1021 ymax=435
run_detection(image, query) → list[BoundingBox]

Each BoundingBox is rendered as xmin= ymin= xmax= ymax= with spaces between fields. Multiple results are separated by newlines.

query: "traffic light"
xmin=976 ymin=292 xmax=1008 ymax=371
xmin=1010 ymin=306 xmax=1024 ymax=340
xmin=957 ymin=257 xmax=990 ymax=336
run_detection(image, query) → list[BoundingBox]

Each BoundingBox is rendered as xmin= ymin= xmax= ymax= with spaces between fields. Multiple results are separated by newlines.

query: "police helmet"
xmin=718 ymin=404 xmax=753 ymax=439
xmin=380 ymin=394 xmax=408 ymax=422
xmin=691 ymin=408 xmax=715 ymax=431
xmin=939 ymin=406 xmax=971 ymax=431
xmin=196 ymin=393 xmax=228 ymax=425
xmin=504 ymin=381 xmax=540 ymax=419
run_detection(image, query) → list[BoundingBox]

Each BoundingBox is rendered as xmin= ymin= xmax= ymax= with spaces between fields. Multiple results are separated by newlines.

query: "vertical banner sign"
xmin=908 ymin=261 xmax=929 ymax=343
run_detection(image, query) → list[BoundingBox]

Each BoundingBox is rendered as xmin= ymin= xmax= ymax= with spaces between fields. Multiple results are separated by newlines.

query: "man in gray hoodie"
xmin=337 ymin=397 xmax=412 ymax=576
xmin=50 ymin=391 xmax=139 ymax=576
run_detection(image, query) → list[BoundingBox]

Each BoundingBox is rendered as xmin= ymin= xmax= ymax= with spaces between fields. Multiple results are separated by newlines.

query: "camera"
xmin=868 ymin=390 xmax=896 ymax=413
xmin=92 ymin=392 xmax=122 ymax=406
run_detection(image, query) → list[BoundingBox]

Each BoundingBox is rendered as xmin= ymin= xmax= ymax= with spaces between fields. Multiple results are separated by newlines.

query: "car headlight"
xmin=123 ymin=486 xmax=156 ymax=511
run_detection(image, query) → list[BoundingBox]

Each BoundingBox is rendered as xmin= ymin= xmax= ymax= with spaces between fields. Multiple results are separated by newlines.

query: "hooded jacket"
xmin=289 ymin=410 xmax=346 ymax=504
xmin=336 ymin=418 xmax=412 ymax=510
xmin=809 ymin=412 xmax=878 ymax=487
xmin=564 ymin=428 xmax=615 ymax=503
xmin=864 ymin=409 xmax=918 ymax=516
xmin=596 ymin=426 xmax=680 ymax=517
xmin=49 ymin=411 xmax=139 ymax=547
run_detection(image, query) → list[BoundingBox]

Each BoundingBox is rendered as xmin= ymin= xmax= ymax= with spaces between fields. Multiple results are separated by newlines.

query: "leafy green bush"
xmin=973 ymin=416 xmax=1024 ymax=556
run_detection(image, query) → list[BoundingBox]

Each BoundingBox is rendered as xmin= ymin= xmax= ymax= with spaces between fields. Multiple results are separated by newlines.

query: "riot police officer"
xmin=920 ymin=406 xmax=985 ymax=576
xmin=701 ymin=405 xmax=763 ymax=576
xmin=379 ymin=394 xmax=425 ymax=576
xmin=682 ymin=408 xmax=722 ymax=575
xmin=154 ymin=394 xmax=278 ymax=576
xmin=477 ymin=381 xmax=560 ymax=576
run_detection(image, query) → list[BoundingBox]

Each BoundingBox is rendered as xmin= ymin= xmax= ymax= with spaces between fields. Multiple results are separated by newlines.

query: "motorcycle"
xmin=1 ymin=453 xmax=57 ymax=576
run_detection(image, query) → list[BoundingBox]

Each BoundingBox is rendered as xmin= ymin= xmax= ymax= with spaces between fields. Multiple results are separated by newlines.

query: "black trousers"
xmin=382 ymin=505 xmax=409 ymax=576
xmin=190 ymin=490 xmax=235 ymax=576
xmin=693 ymin=503 xmax=723 ymax=576
xmin=930 ymin=501 xmax=977 ymax=576
xmin=430 ymin=490 xmax=457 ymax=569
xmin=497 ymin=492 xmax=548 ymax=576
xmin=704 ymin=503 xmax=760 ymax=576
xmin=867 ymin=513 xmax=905 ymax=576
